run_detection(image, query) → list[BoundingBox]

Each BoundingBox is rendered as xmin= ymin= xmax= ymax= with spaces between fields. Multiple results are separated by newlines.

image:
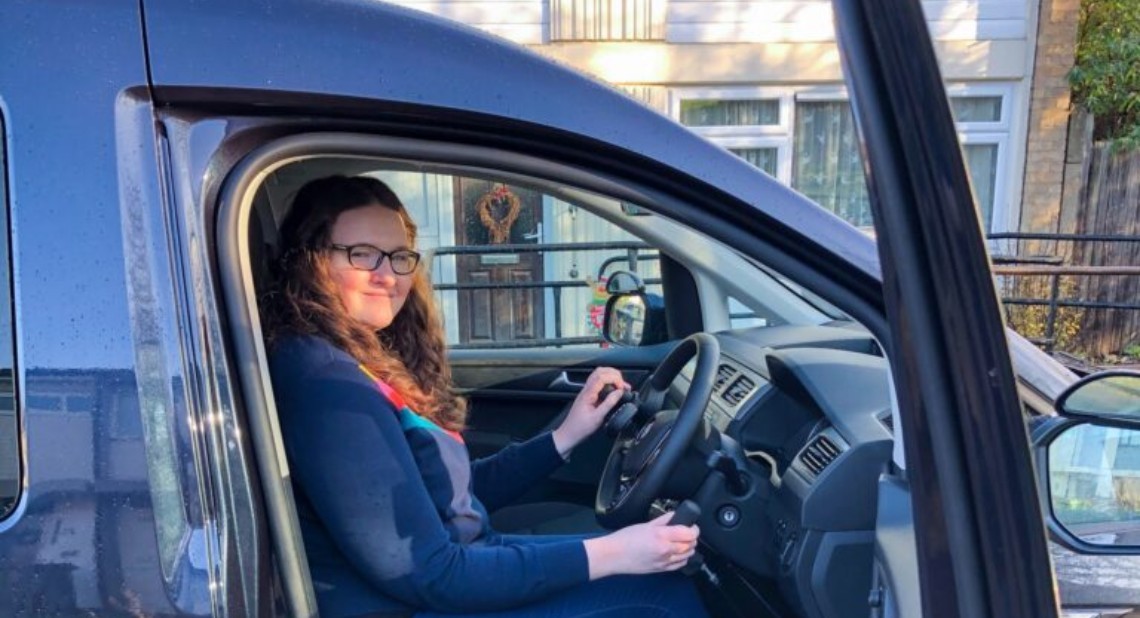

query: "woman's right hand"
xmin=583 ymin=511 xmax=700 ymax=579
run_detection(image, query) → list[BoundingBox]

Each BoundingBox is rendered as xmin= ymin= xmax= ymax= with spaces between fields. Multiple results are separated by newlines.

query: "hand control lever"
xmin=667 ymin=500 xmax=720 ymax=585
xmin=667 ymin=499 xmax=701 ymax=526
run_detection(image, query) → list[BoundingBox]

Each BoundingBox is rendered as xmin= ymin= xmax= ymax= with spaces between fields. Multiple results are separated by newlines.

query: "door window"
xmin=429 ymin=176 xmax=662 ymax=350
xmin=0 ymin=114 xmax=18 ymax=520
xmin=262 ymin=166 xmax=663 ymax=351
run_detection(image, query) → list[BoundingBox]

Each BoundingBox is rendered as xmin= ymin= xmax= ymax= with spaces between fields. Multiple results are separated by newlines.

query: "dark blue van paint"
xmin=0 ymin=0 xmax=1104 ymax=616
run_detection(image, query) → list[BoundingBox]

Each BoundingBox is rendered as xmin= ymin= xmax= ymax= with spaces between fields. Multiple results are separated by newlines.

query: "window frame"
xmin=711 ymin=136 xmax=790 ymax=180
xmin=946 ymin=83 xmax=1013 ymax=132
xmin=672 ymin=82 xmax=1019 ymax=234
xmin=947 ymin=82 xmax=1016 ymax=235
xmin=216 ymin=116 xmax=893 ymax=615
xmin=670 ymin=87 xmax=792 ymax=138
xmin=0 ymin=111 xmax=19 ymax=523
xmin=958 ymin=131 xmax=1011 ymax=234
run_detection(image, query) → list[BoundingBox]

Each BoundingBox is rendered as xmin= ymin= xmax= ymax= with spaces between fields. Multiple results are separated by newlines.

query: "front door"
xmin=454 ymin=178 xmax=545 ymax=346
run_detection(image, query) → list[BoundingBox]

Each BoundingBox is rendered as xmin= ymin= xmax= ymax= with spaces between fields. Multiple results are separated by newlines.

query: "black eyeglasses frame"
xmin=327 ymin=243 xmax=422 ymax=275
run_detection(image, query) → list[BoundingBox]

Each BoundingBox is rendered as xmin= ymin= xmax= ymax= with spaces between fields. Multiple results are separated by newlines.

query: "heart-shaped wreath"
xmin=477 ymin=184 xmax=521 ymax=244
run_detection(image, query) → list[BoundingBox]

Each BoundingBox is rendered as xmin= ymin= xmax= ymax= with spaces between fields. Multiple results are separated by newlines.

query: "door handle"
xmin=522 ymin=222 xmax=543 ymax=241
xmin=549 ymin=371 xmax=585 ymax=392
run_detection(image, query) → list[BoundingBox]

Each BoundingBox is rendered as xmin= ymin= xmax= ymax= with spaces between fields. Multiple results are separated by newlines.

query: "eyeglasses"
xmin=328 ymin=244 xmax=421 ymax=275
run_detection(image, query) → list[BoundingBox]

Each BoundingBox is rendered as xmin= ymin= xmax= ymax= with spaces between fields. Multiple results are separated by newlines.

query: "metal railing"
xmin=431 ymin=233 xmax=1140 ymax=354
xmin=989 ymin=232 xmax=1140 ymax=353
xmin=431 ymin=241 xmax=661 ymax=349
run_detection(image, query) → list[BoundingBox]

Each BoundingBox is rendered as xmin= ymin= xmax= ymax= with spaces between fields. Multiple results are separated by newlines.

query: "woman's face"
xmin=327 ymin=204 xmax=415 ymax=330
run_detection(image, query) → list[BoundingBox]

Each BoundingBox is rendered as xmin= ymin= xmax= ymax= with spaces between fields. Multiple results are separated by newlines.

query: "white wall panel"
xmin=384 ymin=0 xmax=545 ymax=44
xmin=386 ymin=0 xmax=1029 ymax=46
xmin=667 ymin=0 xmax=1027 ymax=43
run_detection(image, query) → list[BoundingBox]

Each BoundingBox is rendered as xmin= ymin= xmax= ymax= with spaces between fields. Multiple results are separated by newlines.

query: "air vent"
xmin=799 ymin=435 xmax=842 ymax=478
xmin=879 ymin=413 xmax=894 ymax=434
xmin=721 ymin=375 xmax=756 ymax=406
xmin=714 ymin=364 xmax=738 ymax=391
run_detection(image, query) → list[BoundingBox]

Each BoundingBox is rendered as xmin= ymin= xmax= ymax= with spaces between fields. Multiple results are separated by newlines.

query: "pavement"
xmin=1053 ymin=541 xmax=1140 ymax=615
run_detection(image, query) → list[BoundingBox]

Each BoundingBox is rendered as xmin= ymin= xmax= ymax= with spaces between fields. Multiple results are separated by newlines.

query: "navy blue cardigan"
xmin=269 ymin=335 xmax=590 ymax=616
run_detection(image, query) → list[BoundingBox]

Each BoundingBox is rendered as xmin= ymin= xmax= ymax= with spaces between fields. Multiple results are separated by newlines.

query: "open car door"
xmin=833 ymin=0 xmax=1061 ymax=617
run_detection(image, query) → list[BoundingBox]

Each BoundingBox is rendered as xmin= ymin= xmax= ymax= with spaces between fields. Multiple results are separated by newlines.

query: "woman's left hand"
xmin=552 ymin=367 xmax=630 ymax=458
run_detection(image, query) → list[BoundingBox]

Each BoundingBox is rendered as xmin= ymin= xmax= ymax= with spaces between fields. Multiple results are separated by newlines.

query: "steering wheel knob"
xmin=604 ymin=402 xmax=640 ymax=437
xmin=597 ymin=384 xmax=636 ymax=407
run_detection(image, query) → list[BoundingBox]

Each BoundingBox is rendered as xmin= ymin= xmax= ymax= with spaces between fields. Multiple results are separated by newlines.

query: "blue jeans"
xmin=414 ymin=534 xmax=709 ymax=618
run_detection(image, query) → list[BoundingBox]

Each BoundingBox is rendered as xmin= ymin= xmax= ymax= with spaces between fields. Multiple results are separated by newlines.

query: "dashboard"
xmin=673 ymin=323 xmax=895 ymax=618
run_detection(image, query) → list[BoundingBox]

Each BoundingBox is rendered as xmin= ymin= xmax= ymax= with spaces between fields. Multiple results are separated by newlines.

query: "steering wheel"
xmin=595 ymin=333 xmax=719 ymax=529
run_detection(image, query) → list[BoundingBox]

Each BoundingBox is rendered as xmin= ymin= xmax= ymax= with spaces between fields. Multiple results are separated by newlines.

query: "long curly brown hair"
xmin=262 ymin=174 xmax=466 ymax=430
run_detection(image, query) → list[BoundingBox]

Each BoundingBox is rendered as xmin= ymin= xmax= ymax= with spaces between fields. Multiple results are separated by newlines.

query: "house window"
xmin=673 ymin=89 xmax=790 ymax=180
xmin=680 ymin=99 xmax=780 ymax=128
xmin=963 ymin=143 xmax=999 ymax=230
xmin=728 ymin=148 xmax=779 ymax=177
xmin=1117 ymin=430 xmax=1140 ymax=471
xmin=0 ymin=114 xmax=18 ymax=520
xmin=675 ymin=85 xmax=1015 ymax=234
xmin=951 ymin=96 xmax=1003 ymax=123
xmin=950 ymin=91 xmax=1009 ymax=234
xmin=791 ymin=100 xmax=872 ymax=228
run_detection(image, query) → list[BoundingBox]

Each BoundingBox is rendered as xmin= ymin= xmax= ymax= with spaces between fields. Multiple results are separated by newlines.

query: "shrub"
xmin=1069 ymin=0 xmax=1140 ymax=150
xmin=1002 ymin=276 xmax=1084 ymax=351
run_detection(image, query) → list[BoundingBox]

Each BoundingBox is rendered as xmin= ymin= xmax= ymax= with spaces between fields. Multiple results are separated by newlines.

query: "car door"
xmin=145 ymin=2 xmax=1067 ymax=617
xmin=830 ymin=0 xmax=1059 ymax=616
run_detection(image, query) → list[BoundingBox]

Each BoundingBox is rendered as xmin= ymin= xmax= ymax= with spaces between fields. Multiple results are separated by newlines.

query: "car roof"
xmin=142 ymin=0 xmax=880 ymax=280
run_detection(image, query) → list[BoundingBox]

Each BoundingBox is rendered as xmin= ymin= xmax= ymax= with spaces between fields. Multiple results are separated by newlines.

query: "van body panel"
xmin=0 ymin=1 xmax=209 ymax=615
xmin=0 ymin=0 xmax=1115 ymax=616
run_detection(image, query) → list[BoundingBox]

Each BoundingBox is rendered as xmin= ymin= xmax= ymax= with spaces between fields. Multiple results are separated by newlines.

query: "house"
xmin=384 ymin=0 xmax=1082 ymax=237
xmin=295 ymin=0 xmax=1079 ymax=347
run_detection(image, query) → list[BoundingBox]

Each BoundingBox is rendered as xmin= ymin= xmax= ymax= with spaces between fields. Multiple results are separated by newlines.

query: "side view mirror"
xmin=601 ymin=271 xmax=667 ymax=347
xmin=1055 ymin=371 xmax=1140 ymax=426
xmin=1047 ymin=422 xmax=1140 ymax=549
xmin=1039 ymin=370 xmax=1140 ymax=551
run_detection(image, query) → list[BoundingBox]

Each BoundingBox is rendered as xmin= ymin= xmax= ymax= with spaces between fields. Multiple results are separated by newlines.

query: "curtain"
xmin=963 ymin=144 xmax=998 ymax=231
xmin=951 ymin=96 xmax=1002 ymax=123
xmin=792 ymin=101 xmax=872 ymax=227
xmin=681 ymin=99 xmax=779 ymax=127
xmin=729 ymin=147 xmax=778 ymax=177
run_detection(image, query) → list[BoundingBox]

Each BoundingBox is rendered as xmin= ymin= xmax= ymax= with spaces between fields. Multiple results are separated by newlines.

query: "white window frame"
xmin=673 ymin=82 xmax=1018 ymax=234
xmin=670 ymin=87 xmax=792 ymax=137
xmin=959 ymin=132 xmax=1011 ymax=235
xmin=947 ymin=82 xmax=1015 ymax=234
xmin=792 ymin=86 xmax=849 ymax=102
xmin=714 ymin=137 xmax=791 ymax=181
xmin=946 ymin=83 xmax=1012 ymax=131
xmin=671 ymin=87 xmax=795 ymax=185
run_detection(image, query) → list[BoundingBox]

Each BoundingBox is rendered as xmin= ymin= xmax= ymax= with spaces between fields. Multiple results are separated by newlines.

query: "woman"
xmin=263 ymin=175 xmax=709 ymax=617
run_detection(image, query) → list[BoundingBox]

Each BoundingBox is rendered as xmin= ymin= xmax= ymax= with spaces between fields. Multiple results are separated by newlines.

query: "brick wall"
xmin=1021 ymin=0 xmax=1081 ymax=238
